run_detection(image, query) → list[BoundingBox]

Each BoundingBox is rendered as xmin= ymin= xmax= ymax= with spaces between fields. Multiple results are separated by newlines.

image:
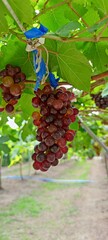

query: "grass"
xmin=0 ymin=196 xmax=45 ymax=219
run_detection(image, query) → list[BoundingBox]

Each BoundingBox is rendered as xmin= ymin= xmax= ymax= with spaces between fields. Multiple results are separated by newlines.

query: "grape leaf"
xmin=93 ymin=0 xmax=108 ymax=15
xmin=102 ymin=83 xmax=108 ymax=97
xmin=0 ymin=36 xmax=35 ymax=78
xmin=38 ymin=4 xmax=69 ymax=32
xmin=56 ymin=21 xmax=82 ymax=37
xmin=83 ymin=8 xmax=100 ymax=26
xmin=0 ymin=4 xmax=8 ymax=36
xmin=18 ymin=93 xmax=34 ymax=119
xmin=8 ymin=0 xmax=33 ymax=25
xmin=82 ymin=42 xmax=108 ymax=72
xmin=47 ymin=41 xmax=91 ymax=91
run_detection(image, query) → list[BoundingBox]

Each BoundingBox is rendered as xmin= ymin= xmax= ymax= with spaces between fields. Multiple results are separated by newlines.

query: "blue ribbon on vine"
xmin=24 ymin=24 xmax=59 ymax=90
xmin=24 ymin=24 xmax=48 ymax=90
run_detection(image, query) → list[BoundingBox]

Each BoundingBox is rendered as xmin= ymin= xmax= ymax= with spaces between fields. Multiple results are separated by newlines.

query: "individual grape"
xmin=0 ymin=107 xmax=4 ymax=112
xmin=36 ymin=135 xmax=42 ymax=141
xmin=37 ymin=127 xmax=44 ymax=136
xmin=40 ymin=106 xmax=49 ymax=116
xmin=60 ymin=107 xmax=67 ymax=115
xmin=41 ymin=131 xmax=49 ymax=139
xmin=9 ymin=99 xmax=18 ymax=105
xmin=43 ymin=84 xmax=52 ymax=94
xmin=32 ymin=111 xmax=40 ymax=120
xmin=5 ymin=104 xmax=14 ymax=113
xmin=3 ymin=93 xmax=13 ymax=102
xmin=70 ymin=115 xmax=76 ymax=122
xmin=55 ymin=149 xmax=63 ymax=159
xmin=0 ymin=70 xmax=7 ymax=77
xmin=46 ymin=114 xmax=54 ymax=123
xmin=65 ymin=131 xmax=74 ymax=141
xmin=50 ymin=144 xmax=59 ymax=153
xmin=52 ymin=131 xmax=61 ymax=140
xmin=45 ymin=136 xmax=55 ymax=147
xmin=38 ymin=142 xmax=47 ymax=152
xmin=73 ymin=108 xmax=79 ymax=115
xmin=14 ymin=72 xmax=26 ymax=83
xmin=47 ymin=152 xmax=55 ymax=163
xmin=61 ymin=146 xmax=68 ymax=154
xmin=33 ymin=161 xmax=41 ymax=170
xmin=47 ymin=124 xmax=57 ymax=133
xmin=57 ymin=138 xmax=66 ymax=148
xmin=54 ymin=119 xmax=62 ymax=127
xmin=53 ymin=99 xmax=63 ymax=110
xmin=36 ymin=153 xmax=46 ymax=162
xmin=10 ymin=84 xmax=21 ymax=96
xmin=32 ymin=153 xmax=37 ymax=161
xmin=32 ymin=96 xmax=40 ymax=107
xmin=41 ymin=94 xmax=48 ymax=102
xmin=42 ymin=160 xmax=51 ymax=169
xmin=2 ymin=76 xmax=14 ymax=87
xmin=0 ymin=84 xmax=10 ymax=93
xmin=66 ymin=108 xmax=74 ymax=115
xmin=47 ymin=97 xmax=54 ymax=106
xmin=34 ymin=145 xmax=40 ymax=154
xmin=63 ymin=117 xmax=71 ymax=126
xmin=59 ymin=92 xmax=68 ymax=102
xmin=51 ymin=159 xmax=59 ymax=166
xmin=33 ymin=119 xmax=40 ymax=126
xmin=14 ymin=66 xmax=21 ymax=74
xmin=58 ymin=129 xmax=66 ymax=137
xmin=50 ymin=107 xmax=57 ymax=115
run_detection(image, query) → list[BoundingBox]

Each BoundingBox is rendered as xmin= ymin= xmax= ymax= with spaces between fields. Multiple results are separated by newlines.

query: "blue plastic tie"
xmin=48 ymin=72 xmax=60 ymax=88
xmin=24 ymin=24 xmax=48 ymax=90
xmin=24 ymin=24 xmax=48 ymax=39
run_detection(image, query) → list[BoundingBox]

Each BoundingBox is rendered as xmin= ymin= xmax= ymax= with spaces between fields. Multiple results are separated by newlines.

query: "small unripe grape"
xmin=10 ymin=84 xmax=21 ymax=96
xmin=2 ymin=76 xmax=14 ymax=87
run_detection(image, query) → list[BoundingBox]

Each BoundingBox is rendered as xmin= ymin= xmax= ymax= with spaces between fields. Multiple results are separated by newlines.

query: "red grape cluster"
xmin=0 ymin=64 xmax=26 ymax=113
xmin=32 ymin=84 xmax=79 ymax=172
xmin=91 ymin=92 xmax=108 ymax=109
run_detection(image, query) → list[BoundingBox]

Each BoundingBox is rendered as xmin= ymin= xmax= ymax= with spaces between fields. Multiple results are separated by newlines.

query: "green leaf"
xmin=93 ymin=0 xmax=108 ymax=15
xmin=47 ymin=42 xmax=91 ymax=91
xmin=83 ymin=8 xmax=100 ymax=26
xmin=102 ymin=83 xmax=108 ymax=97
xmin=0 ymin=136 xmax=9 ymax=143
xmin=0 ymin=9 xmax=8 ymax=36
xmin=70 ymin=118 xmax=79 ymax=131
xmin=18 ymin=93 xmax=34 ymax=119
xmin=38 ymin=4 xmax=69 ymax=32
xmin=0 ymin=36 xmax=35 ymax=78
xmin=21 ymin=119 xmax=34 ymax=141
xmin=0 ymin=143 xmax=10 ymax=154
xmin=56 ymin=21 xmax=82 ymax=37
xmin=82 ymin=42 xmax=108 ymax=72
xmin=88 ymin=17 xmax=108 ymax=33
xmin=8 ymin=0 xmax=33 ymax=25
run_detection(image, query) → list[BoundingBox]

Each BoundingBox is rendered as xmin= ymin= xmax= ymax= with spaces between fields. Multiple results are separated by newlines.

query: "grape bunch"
xmin=32 ymin=84 xmax=79 ymax=172
xmin=0 ymin=64 xmax=26 ymax=113
xmin=91 ymin=92 xmax=108 ymax=109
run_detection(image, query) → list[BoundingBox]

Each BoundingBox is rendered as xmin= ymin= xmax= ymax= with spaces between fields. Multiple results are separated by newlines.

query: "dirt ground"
xmin=0 ymin=157 xmax=108 ymax=240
